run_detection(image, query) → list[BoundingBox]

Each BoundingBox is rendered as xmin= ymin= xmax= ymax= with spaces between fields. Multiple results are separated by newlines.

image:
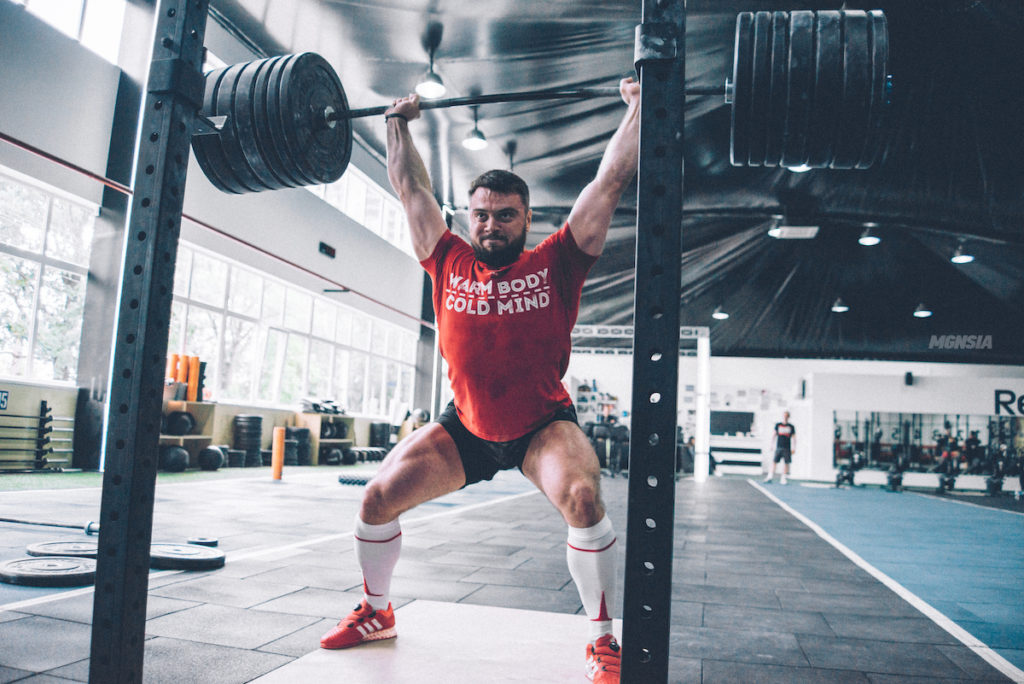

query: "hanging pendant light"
xmin=415 ymin=45 xmax=446 ymax=99
xmin=462 ymin=106 xmax=488 ymax=151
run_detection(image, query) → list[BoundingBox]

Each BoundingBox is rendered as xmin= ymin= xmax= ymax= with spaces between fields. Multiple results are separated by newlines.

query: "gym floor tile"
xmin=425 ymin=550 xmax=530 ymax=569
xmin=865 ymin=673 xmax=1009 ymax=683
xmin=250 ymin=599 xmax=606 ymax=684
xmin=391 ymin=558 xmax=479 ymax=581
xmin=700 ymin=569 xmax=806 ymax=590
xmin=822 ymin=613 xmax=962 ymax=644
xmin=252 ymin=586 xmax=375 ymax=619
xmin=457 ymin=566 xmax=572 ymax=590
xmin=0 ymin=615 xmax=92 ymax=672
xmin=268 ymin=549 xmax=355 ymax=569
xmin=426 ymin=541 xmax=527 ymax=556
xmin=798 ymin=577 xmax=898 ymax=596
xmin=701 ymin=602 xmax=835 ymax=636
xmin=148 ymin=574 xmax=305 ymax=609
xmin=700 ymin=659 xmax=869 ymax=683
xmin=256 ymin=617 xmax=337 ymax=657
xmin=139 ymin=636 xmax=292 ymax=684
xmin=241 ymin=562 xmax=362 ymax=591
xmin=457 ymin=583 xmax=583 ymax=614
xmin=510 ymin=555 xmax=576 ymax=574
xmin=0 ymin=610 xmax=27 ymax=624
xmin=668 ymin=599 xmax=704 ymax=628
xmin=3 ymin=675 xmax=84 ymax=683
xmin=667 ymin=624 xmax=810 ymax=667
xmin=777 ymin=589 xmax=922 ymax=617
xmin=0 ymin=665 xmax=34 ymax=683
xmin=796 ymin=634 xmax=973 ymax=678
xmin=144 ymin=603 xmax=319 ymax=650
xmin=16 ymin=592 xmax=198 ymax=624
xmin=388 ymin=576 xmax=485 ymax=603
xmin=0 ymin=584 xmax=80 ymax=607
xmin=667 ymin=655 xmax=702 ymax=683
xmin=671 ymin=581 xmax=783 ymax=609
xmin=37 ymin=659 xmax=88 ymax=682
xmin=937 ymin=643 xmax=1015 ymax=679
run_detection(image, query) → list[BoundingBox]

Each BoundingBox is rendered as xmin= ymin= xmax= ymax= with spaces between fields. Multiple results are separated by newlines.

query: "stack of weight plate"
xmin=369 ymin=422 xmax=391 ymax=448
xmin=191 ymin=52 xmax=352 ymax=194
xmin=283 ymin=438 xmax=299 ymax=466
xmin=729 ymin=9 xmax=888 ymax=169
xmin=286 ymin=427 xmax=312 ymax=465
xmin=232 ymin=415 xmax=263 ymax=467
xmin=226 ymin=449 xmax=245 ymax=468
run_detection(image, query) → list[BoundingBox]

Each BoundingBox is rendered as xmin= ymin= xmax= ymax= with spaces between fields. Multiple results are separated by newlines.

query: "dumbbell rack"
xmin=292 ymin=412 xmax=353 ymax=465
xmin=0 ymin=400 xmax=73 ymax=472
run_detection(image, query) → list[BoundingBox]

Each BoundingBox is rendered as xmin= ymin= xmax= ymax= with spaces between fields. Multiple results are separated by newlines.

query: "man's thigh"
xmin=520 ymin=421 xmax=603 ymax=523
xmin=363 ymin=423 xmax=466 ymax=522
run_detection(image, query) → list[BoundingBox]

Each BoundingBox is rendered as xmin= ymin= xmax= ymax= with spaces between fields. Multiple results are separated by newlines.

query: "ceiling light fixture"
xmin=831 ymin=297 xmax=850 ymax=313
xmin=950 ymin=240 xmax=974 ymax=264
xmin=913 ymin=302 xmax=932 ymax=318
xmin=462 ymin=106 xmax=488 ymax=151
xmin=415 ymin=45 xmax=446 ymax=99
xmin=785 ymin=164 xmax=812 ymax=173
xmin=712 ymin=306 xmax=729 ymax=320
xmin=858 ymin=224 xmax=880 ymax=246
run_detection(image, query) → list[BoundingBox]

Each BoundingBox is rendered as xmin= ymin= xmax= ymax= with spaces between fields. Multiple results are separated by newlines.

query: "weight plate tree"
xmin=191 ymin=9 xmax=889 ymax=194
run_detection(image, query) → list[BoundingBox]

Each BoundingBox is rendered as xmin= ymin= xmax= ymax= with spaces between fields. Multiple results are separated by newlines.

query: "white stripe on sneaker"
xmin=356 ymin=625 xmax=368 ymax=636
xmin=371 ymin=618 xmax=382 ymax=630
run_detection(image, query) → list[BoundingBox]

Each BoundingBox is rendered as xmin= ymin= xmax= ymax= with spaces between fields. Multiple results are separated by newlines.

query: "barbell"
xmin=191 ymin=9 xmax=890 ymax=194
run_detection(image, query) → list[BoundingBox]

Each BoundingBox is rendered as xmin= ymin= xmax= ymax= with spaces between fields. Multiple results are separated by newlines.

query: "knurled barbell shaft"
xmin=331 ymin=84 xmax=724 ymax=121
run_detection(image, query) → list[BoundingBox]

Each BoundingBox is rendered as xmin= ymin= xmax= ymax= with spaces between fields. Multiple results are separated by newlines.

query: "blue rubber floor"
xmin=760 ymin=481 xmax=1024 ymax=674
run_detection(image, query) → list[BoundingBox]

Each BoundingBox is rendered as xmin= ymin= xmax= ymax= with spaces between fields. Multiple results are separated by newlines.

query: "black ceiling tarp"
xmin=213 ymin=0 xmax=1024 ymax=363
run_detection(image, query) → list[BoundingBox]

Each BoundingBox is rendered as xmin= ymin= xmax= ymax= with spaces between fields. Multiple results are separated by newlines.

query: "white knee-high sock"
xmin=566 ymin=515 xmax=618 ymax=640
xmin=354 ymin=517 xmax=402 ymax=610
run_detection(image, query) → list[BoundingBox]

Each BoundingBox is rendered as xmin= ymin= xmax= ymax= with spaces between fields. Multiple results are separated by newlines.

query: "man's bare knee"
xmin=359 ymin=481 xmax=396 ymax=524
xmin=561 ymin=478 xmax=603 ymax=526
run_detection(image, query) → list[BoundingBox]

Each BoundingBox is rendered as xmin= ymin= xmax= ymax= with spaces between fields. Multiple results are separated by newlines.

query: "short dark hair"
xmin=467 ymin=169 xmax=529 ymax=209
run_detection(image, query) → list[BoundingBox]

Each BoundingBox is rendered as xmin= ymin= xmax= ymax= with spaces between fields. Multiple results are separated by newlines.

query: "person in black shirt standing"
xmin=764 ymin=411 xmax=796 ymax=484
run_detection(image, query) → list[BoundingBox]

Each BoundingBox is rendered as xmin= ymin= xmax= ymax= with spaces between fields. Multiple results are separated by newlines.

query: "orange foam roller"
xmin=272 ymin=426 xmax=285 ymax=480
xmin=187 ymin=356 xmax=201 ymax=401
xmin=176 ymin=355 xmax=191 ymax=384
xmin=166 ymin=354 xmax=180 ymax=382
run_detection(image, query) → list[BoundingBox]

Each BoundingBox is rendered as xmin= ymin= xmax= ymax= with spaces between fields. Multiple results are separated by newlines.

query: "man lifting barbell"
xmin=319 ymin=77 xmax=641 ymax=684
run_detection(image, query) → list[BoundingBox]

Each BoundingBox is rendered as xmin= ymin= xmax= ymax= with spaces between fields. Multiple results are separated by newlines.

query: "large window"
xmin=11 ymin=0 xmax=127 ymax=65
xmin=169 ymin=243 xmax=418 ymax=418
xmin=0 ymin=168 xmax=94 ymax=383
xmin=311 ymin=166 xmax=414 ymax=257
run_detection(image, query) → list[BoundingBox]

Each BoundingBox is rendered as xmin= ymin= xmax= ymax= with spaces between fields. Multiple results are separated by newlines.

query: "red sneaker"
xmin=585 ymin=634 xmax=621 ymax=683
xmin=320 ymin=600 xmax=396 ymax=649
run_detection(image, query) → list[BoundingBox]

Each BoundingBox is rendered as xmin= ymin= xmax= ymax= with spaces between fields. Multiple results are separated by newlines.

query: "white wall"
xmin=566 ymin=351 xmax=1024 ymax=479
xmin=0 ymin=3 xmax=119 ymax=205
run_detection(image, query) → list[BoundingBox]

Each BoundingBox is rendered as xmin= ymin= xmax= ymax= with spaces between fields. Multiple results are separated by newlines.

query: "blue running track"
xmin=758 ymin=482 xmax=1024 ymax=675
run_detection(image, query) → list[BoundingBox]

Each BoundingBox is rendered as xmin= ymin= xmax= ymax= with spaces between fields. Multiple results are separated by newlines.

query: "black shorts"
xmin=774 ymin=448 xmax=792 ymax=464
xmin=436 ymin=401 xmax=579 ymax=487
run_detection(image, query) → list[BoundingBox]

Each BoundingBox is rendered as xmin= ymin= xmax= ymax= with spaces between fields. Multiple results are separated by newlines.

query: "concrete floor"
xmin=0 ymin=467 xmax=1020 ymax=683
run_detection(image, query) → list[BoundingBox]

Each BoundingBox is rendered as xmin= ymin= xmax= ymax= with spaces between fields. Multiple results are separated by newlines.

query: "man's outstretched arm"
xmin=566 ymin=77 xmax=642 ymax=257
xmin=385 ymin=95 xmax=449 ymax=262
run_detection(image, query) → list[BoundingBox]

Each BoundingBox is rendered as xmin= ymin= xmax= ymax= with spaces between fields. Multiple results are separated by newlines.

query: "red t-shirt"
xmin=421 ymin=223 xmax=597 ymax=441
